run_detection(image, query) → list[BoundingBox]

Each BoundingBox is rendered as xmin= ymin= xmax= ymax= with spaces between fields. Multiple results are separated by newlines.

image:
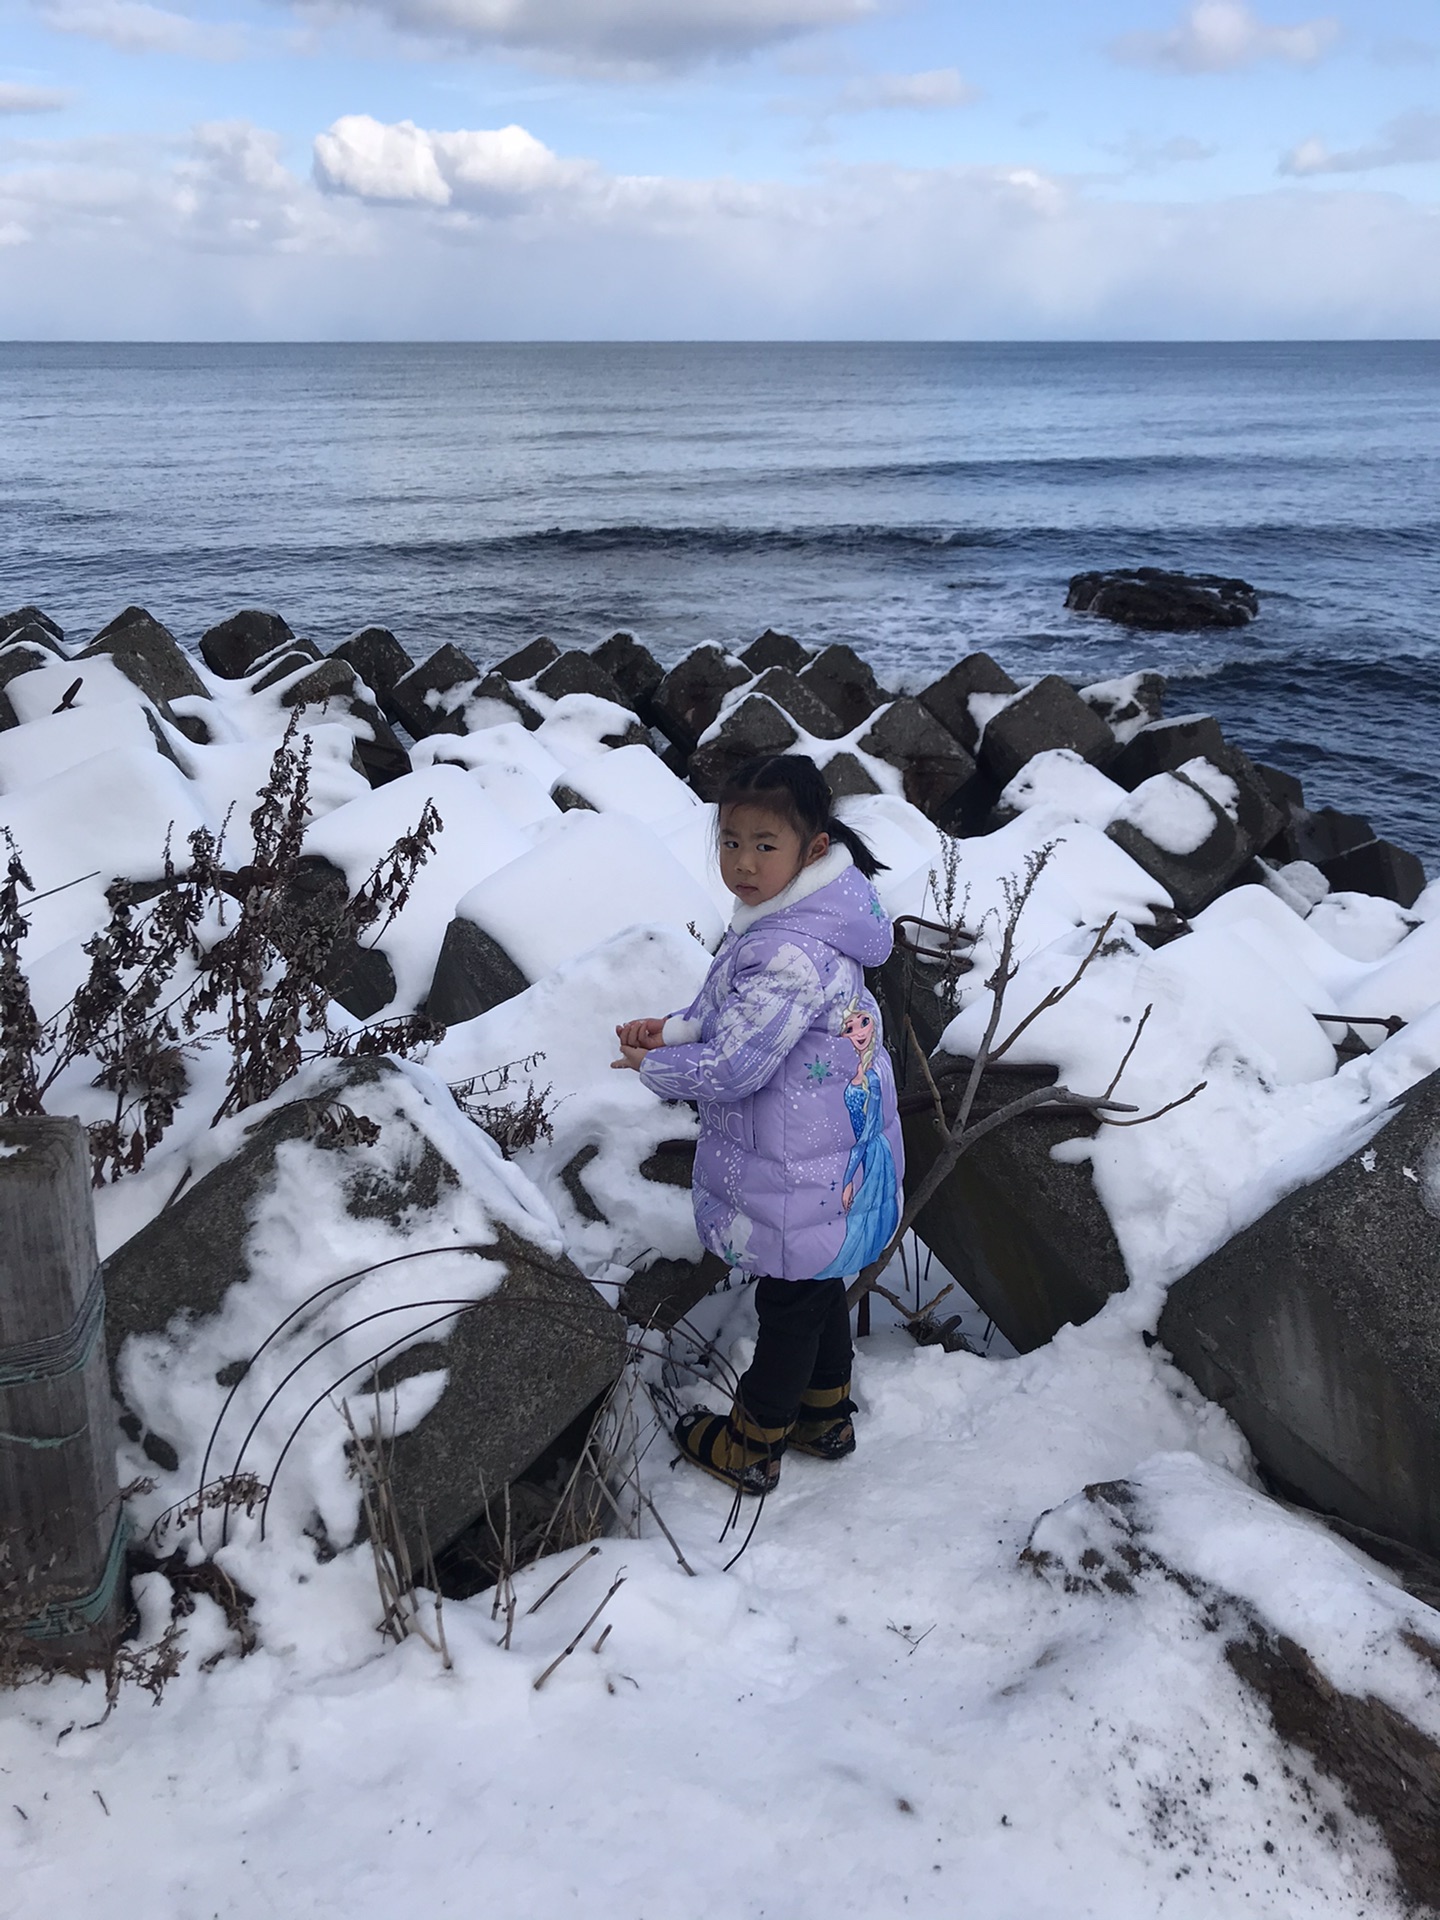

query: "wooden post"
xmin=0 ymin=1117 xmax=125 ymax=1673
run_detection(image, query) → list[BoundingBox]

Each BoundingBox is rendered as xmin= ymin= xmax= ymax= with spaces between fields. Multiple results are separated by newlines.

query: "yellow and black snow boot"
xmin=789 ymin=1381 xmax=856 ymax=1461
xmin=673 ymin=1401 xmax=790 ymax=1496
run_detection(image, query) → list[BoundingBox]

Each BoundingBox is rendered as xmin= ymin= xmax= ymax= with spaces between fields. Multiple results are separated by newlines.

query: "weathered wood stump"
xmin=0 ymin=1117 xmax=125 ymax=1674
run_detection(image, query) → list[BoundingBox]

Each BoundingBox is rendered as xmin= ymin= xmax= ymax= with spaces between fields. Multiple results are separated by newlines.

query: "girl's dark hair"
xmin=716 ymin=754 xmax=886 ymax=879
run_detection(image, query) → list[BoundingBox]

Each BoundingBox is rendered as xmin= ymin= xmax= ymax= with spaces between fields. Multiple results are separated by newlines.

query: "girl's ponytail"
xmin=824 ymin=811 xmax=885 ymax=880
xmin=716 ymin=753 xmax=887 ymax=878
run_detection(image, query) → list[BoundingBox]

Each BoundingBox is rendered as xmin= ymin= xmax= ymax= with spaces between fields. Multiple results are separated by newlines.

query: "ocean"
xmin=1 ymin=340 xmax=1436 ymax=871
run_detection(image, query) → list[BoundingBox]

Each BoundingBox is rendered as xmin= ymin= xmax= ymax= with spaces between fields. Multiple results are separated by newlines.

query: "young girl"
xmin=613 ymin=753 xmax=903 ymax=1496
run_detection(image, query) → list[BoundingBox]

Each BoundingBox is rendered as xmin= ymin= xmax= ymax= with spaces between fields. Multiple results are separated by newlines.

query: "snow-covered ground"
xmin=4 ymin=625 xmax=1440 ymax=1917
xmin=4 ymin=1284 xmax=1431 ymax=1920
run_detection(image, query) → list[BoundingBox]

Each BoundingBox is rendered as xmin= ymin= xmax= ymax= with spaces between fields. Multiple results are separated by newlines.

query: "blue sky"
xmin=2 ymin=0 xmax=1439 ymax=336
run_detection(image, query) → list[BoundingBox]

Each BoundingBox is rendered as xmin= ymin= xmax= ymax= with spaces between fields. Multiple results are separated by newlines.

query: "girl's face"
xmin=719 ymin=804 xmax=829 ymax=907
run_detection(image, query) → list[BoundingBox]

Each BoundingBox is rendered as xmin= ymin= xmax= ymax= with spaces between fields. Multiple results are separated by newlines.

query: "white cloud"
xmin=0 ymin=119 xmax=360 ymax=252
xmin=38 ymin=0 xmax=244 ymax=58
xmin=0 ymin=83 xmax=71 ymax=112
xmin=831 ymin=67 xmax=977 ymax=112
xmin=313 ymin=115 xmax=596 ymax=208
xmin=1108 ymin=132 xmax=1219 ymax=174
xmin=1281 ymin=111 xmax=1440 ymax=175
xmin=8 ymin=113 xmax=1440 ymax=342
xmin=1112 ymin=1 xmax=1338 ymax=74
xmin=299 ymin=0 xmax=875 ymax=70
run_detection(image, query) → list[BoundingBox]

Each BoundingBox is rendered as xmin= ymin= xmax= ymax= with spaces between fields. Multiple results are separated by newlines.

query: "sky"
xmin=1 ymin=0 xmax=1439 ymax=337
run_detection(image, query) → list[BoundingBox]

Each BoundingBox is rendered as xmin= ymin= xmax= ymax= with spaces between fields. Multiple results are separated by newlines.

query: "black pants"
xmin=738 ymin=1276 xmax=853 ymax=1429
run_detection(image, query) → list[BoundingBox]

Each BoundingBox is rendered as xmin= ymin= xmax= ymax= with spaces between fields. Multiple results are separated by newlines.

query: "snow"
xmin=999 ymin=746 xmax=1128 ymax=830
xmin=882 ymin=807 xmax=1171 ymax=957
xmin=939 ymin=911 xmax=1440 ymax=1293
xmin=1078 ymin=671 xmax=1160 ymax=744
xmin=430 ymin=924 xmax=713 ymax=1286
xmin=2 ymin=1295 xmax=1424 ymax=1920
xmin=0 ymin=700 xmax=166 ymax=796
xmin=454 ymin=810 xmax=724 ymax=983
xmin=1337 ymin=913 xmax=1440 ymax=1027
xmin=304 ymin=764 xmax=531 ymax=1013
xmin=1151 ymin=925 xmax=1339 ymax=1086
xmin=411 ymin=723 xmax=567 ymax=827
xmin=4 ymin=653 xmax=154 ymax=725
xmin=0 ymin=746 xmax=210 ymax=958
xmin=1308 ymin=890 xmax=1420 ymax=962
xmin=116 ymin=1057 xmax=561 ymax=1558
xmin=533 ymin=693 xmax=642 ymax=767
xmin=1114 ymin=769 xmax=1217 ymax=856
xmin=4 ymin=627 xmax=1440 ymax=1919
xmin=554 ymin=742 xmax=700 ymax=824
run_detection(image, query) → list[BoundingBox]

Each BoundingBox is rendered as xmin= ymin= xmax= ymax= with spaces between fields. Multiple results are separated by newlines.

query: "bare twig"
xmin=641 ymin=1494 xmax=697 ymax=1577
xmin=987 ymin=913 xmax=1118 ymax=1066
xmin=1098 ymin=1080 xmax=1208 ymax=1127
xmin=1103 ymin=1002 xmax=1153 ymax=1102
xmin=526 ymin=1544 xmax=602 ymax=1616
xmin=905 ymin=1016 xmax=948 ymax=1137
xmin=533 ymin=1572 xmax=626 ymax=1692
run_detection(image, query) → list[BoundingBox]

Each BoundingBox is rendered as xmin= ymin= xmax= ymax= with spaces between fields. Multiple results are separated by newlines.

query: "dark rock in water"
xmin=859 ymin=696 xmax=978 ymax=820
xmin=1208 ymin=741 xmax=1284 ymax=857
xmin=688 ymin=693 xmax=798 ymax=800
xmin=1254 ymin=761 xmax=1304 ymax=812
xmin=79 ymin=607 xmax=212 ymax=740
xmin=425 ymin=916 xmax=530 ymax=1025
xmin=1318 ymin=839 xmax=1427 ymax=909
xmin=902 ymin=1053 xmax=1130 ymax=1354
xmin=533 ymin=649 xmax=632 ymax=710
xmin=977 ymin=675 xmax=1116 ymax=788
xmin=1067 ymin=568 xmax=1259 ymax=630
xmin=798 ymin=644 xmax=888 ymax=733
xmin=201 ymin=609 xmax=296 ymax=680
xmin=919 ymin=653 xmax=1018 ymax=754
xmin=591 ymin=632 xmax=663 ymax=720
xmin=1116 ymin=733 xmax=1281 ymax=867
xmin=1080 ymin=672 xmax=1166 ymax=738
xmin=387 ymin=644 xmax=482 ymax=738
xmin=819 ymin=751 xmax=882 ymax=800
xmin=1107 ymin=769 xmax=1253 ymax=918
xmin=745 ymin=667 xmax=846 ymax=741
xmin=103 ymin=1057 xmax=625 ymax=1562
xmin=0 ymin=605 xmax=64 ymax=647
xmin=741 ymin=629 xmax=811 ymax=675
xmin=331 ymin=627 xmax=415 ymax=703
xmin=1109 ymin=714 xmax=1230 ymax=789
xmin=1273 ymin=803 xmax=1376 ymax=869
xmin=1160 ymin=1067 xmax=1440 ymax=1562
xmin=622 ymin=1251 xmax=729 ymax=1331
xmin=497 ymin=636 xmax=560 ymax=682
xmin=652 ymin=645 xmax=752 ymax=755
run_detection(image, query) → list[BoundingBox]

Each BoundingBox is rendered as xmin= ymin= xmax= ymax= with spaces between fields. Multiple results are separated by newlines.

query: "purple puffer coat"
xmin=638 ymin=846 xmax=904 ymax=1281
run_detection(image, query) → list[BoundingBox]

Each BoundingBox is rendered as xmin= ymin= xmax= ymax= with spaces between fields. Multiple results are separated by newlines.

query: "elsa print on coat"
xmin=814 ymin=999 xmax=900 ymax=1280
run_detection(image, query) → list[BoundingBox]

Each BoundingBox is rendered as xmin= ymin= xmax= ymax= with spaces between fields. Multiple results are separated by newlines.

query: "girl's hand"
xmin=612 ymin=1042 xmax=648 ymax=1071
xmin=615 ymin=1017 xmax=666 ymax=1052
